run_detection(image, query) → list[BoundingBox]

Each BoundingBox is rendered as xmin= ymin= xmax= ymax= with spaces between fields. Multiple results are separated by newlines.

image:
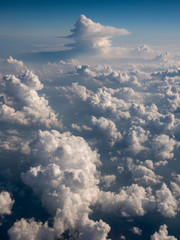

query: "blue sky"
xmin=0 ymin=0 xmax=180 ymax=59
xmin=1 ymin=0 xmax=180 ymax=36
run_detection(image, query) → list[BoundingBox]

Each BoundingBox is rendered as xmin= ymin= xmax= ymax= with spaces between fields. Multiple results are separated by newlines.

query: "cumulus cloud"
xmin=91 ymin=116 xmax=122 ymax=145
xmin=130 ymin=226 xmax=142 ymax=235
xmin=152 ymin=135 xmax=176 ymax=160
xmin=19 ymin=130 xmax=110 ymax=239
xmin=0 ymin=70 xmax=61 ymax=128
xmin=0 ymin=191 xmax=14 ymax=216
xmin=126 ymin=158 xmax=162 ymax=186
xmin=66 ymin=15 xmax=130 ymax=53
xmin=150 ymin=225 xmax=177 ymax=240
xmin=66 ymin=84 xmax=131 ymax=119
xmin=8 ymin=218 xmax=54 ymax=240
xmin=156 ymin=183 xmax=178 ymax=217
xmin=6 ymin=56 xmax=24 ymax=68
xmin=1 ymin=23 xmax=180 ymax=240
xmin=171 ymin=174 xmax=180 ymax=198
xmin=0 ymin=130 xmax=30 ymax=154
xmin=101 ymin=175 xmax=116 ymax=188
xmin=98 ymin=184 xmax=156 ymax=217
xmin=126 ymin=125 xmax=149 ymax=154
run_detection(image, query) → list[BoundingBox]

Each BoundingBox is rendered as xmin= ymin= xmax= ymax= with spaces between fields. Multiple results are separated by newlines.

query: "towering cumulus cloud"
xmin=17 ymin=130 xmax=110 ymax=240
xmin=66 ymin=15 xmax=130 ymax=53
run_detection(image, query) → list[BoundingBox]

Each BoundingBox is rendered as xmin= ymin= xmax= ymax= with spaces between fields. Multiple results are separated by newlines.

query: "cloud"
xmin=130 ymin=226 xmax=142 ymax=235
xmin=156 ymin=183 xmax=178 ymax=217
xmin=8 ymin=218 xmax=55 ymax=240
xmin=91 ymin=116 xmax=122 ymax=145
xmin=126 ymin=158 xmax=162 ymax=186
xmin=19 ymin=130 xmax=110 ymax=239
xmin=6 ymin=56 xmax=24 ymax=68
xmin=101 ymin=175 xmax=116 ymax=189
xmin=171 ymin=174 xmax=180 ymax=198
xmin=0 ymin=70 xmax=61 ymax=128
xmin=1 ymin=40 xmax=180 ymax=239
xmin=66 ymin=15 xmax=130 ymax=53
xmin=98 ymin=184 xmax=156 ymax=217
xmin=150 ymin=225 xmax=177 ymax=240
xmin=0 ymin=130 xmax=30 ymax=154
xmin=0 ymin=191 xmax=14 ymax=216
xmin=152 ymin=68 xmax=180 ymax=79
xmin=126 ymin=125 xmax=149 ymax=154
xmin=152 ymin=135 xmax=176 ymax=160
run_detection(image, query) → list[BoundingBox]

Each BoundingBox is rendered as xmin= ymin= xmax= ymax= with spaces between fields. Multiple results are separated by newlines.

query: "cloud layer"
xmin=0 ymin=14 xmax=180 ymax=240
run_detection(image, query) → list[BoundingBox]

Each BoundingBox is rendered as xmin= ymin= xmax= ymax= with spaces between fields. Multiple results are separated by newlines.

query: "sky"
xmin=0 ymin=0 xmax=180 ymax=59
xmin=0 ymin=1 xmax=180 ymax=240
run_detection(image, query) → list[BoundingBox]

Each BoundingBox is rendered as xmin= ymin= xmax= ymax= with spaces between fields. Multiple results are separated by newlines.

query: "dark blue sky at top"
xmin=0 ymin=0 xmax=180 ymax=59
xmin=0 ymin=0 xmax=180 ymax=36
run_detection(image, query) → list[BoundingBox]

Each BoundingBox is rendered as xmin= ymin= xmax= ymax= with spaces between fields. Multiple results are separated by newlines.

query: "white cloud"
xmin=6 ymin=56 xmax=24 ymax=68
xmin=67 ymin=15 xmax=130 ymax=53
xmin=126 ymin=126 xmax=149 ymax=154
xmin=156 ymin=183 xmax=178 ymax=217
xmin=90 ymin=87 xmax=131 ymax=119
xmin=127 ymin=160 xmax=162 ymax=186
xmin=20 ymin=130 xmax=110 ymax=239
xmin=101 ymin=175 xmax=116 ymax=188
xmin=71 ymin=123 xmax=92 ymax=132
xmin=8 ymin=218 xmax=55 ymax=240
xmin=98 ymin=184 xmax=156 ymax=217
xmin=1 ymin=33 xmax=180 ymax=240
xmin=91 ymin=116 xmax=122 ymax=145
xmin=0 ymin=71 xmax=61 ymax=128
xmin=130 ymin=226 xmax=142 ymax=235
xmin=18 ymin=70 xmax=43 ymax=90
xmin=152 ymin=135 xmax=176 ymax=160
xmin=0 ymin=130 xmax=30 ymax=154
xmin=171 ymin=174 xmax=180 ymax=198
xmin=0 ymin=191 xmax=14 ymax=216
xmin=150 ymin=225 xmax=177 ymax=240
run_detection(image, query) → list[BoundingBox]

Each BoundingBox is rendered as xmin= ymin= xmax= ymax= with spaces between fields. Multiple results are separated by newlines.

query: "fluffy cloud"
xmin=156 ymin=183 xmax=178 ymax=217
xmin=171 ymin=174 xmax=180 ymax=198
xmin=66 ymin=15 xmax=130 ymax=53
xmin=8 ymin=218 xmax=54 ymax=240
xmin=6 ymin=56 xmax=24 ymax=68
xmin=126 ymin=158 xmax=162 ymax=186
xmin=130 ymin=226 xmax=142 ymax=235
xmin=150 ymin=225 xmax=177 ymax=240
xmin=101 ymin=175 xmax=116 ymax=188
xmin=0 ymin=130 xmax=31 ymax=154
xmin=19 ymin=130 xmax=110 ymax=239
xmin=152 ymin=68 xmax=180 ymax=79
xmin=152 ymin=135 xmax=176 ymax=160
xmin=98 ymin=184 xmax=156 ymax=217
xmin=1 ymin=28 xmax=180 ymax=240
xmin=0 ymin=70 xmax=61 ymax=128
xmin=126 ymin=126 xmax=149 ymax=154
xmin=0 ymin=191 xmax=14 ymax=216
xmin=91 ymin=116 xmax=122 ymax=145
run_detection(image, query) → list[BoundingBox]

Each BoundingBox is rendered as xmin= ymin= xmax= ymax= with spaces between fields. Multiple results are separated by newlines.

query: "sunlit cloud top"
xmin=66 ymin=15 xmax=130 ymax=53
